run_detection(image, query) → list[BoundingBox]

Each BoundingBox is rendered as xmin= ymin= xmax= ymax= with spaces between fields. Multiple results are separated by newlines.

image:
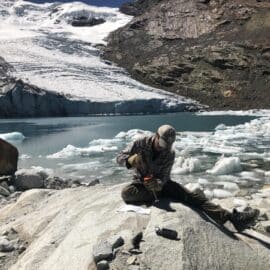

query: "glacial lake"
xmin=1 ymin=112 xmax=270 ymax=198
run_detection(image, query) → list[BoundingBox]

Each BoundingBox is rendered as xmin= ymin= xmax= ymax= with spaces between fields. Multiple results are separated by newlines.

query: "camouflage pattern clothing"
xmin=117 ymin=135 xmax=175 ymax=184
xmin=117 ymin=135 xmax=232 ymax=224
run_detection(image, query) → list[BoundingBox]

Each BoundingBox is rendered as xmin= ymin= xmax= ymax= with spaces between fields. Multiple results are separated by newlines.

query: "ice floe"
xmin=115 ymin=129 xmax=153 ymax=141
xmin=0 ymin=132 xmax=25 ymax=142
xmin=197 ymin=110 xmax=270 ymax=117
xmin=207 ymin=157 xmax=242 ymax=175
xmin=20 ymin=154 xmax=31 ymax=160
xmin=212 ymin=189 xmax=233 ymax=199
xmin=172 ymin=156 xmax=202 ymax=175
xmin=12 ymin=111 xmax=269 ymax=193
xmin=16 ymin=166 xmax=53 ymax=178
xmin=47 ymin=144 xmax=117 ymax=159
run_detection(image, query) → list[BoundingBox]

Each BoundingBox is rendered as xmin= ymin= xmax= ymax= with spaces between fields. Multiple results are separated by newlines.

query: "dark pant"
xmin=121 ymin=180 xmax=231 ymax=224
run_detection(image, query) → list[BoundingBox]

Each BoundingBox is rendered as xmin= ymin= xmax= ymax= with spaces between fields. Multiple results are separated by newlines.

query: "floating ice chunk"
xmin=89 ymin=138 xmax=120 ymax=146
xmin=203 ymin=145 xmax=242 ymax=155
xmin=197 ymin=110 xmax=270 ymax=117
xmin=198 ymin=178 xmax=209 ymax=185
xmin=185 ymin=183 xmax=202 ymax=192
xmin=215 ymin=124 xmax=226 ymax=130
xmin=213 ymin=189 xmax=233 ymax=199
xmin=238 ymin=171 xmax=261 ymax=181
xmin=17 ymin=166 xmax=53 ymax=178
xmin=207 ymin=157 xmax=241 ymax=175
xmin=0 ymin=132 xmax=25 ymax=142
xmin=213 ymin=181 xmax=239 ymax=191
xmin=204 ymin=189 xmax=213 ymax=200
xmin=265 ymin=171 xmax=270 ymax=177
xmin=217 ymin=175 xmax=239 ymax=183
xmin=20 ymin=154 xmax=31 ymax=160
xmin=172 ymin=157 xmax=201 ymax=175
xmin=115 ymin=131 xmax=126 ymax=139
xmin=233 ymin=198 xmax=248 ymax=208
xmin=115 ymin=129 xmax=153 ymax=141
xmin=62 ymin=161 xmax=101 ymax=172
xmin=47 ymin=144 xmax=117 ymax=159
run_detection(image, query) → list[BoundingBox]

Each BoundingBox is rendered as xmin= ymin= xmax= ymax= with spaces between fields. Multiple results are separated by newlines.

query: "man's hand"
xmin=144 ymin=177 xmax=163 ymax=192
xmin=127 ymin=154 xmax=144 ymax=169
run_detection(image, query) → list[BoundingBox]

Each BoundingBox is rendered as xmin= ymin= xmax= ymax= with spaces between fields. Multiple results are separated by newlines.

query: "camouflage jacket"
xmin=117 ymin=135 xmax=175 ymax=184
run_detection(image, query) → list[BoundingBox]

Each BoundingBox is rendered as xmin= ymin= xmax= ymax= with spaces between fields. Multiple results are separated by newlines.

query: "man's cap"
xmin=157 ymin=124 xmax=176 ymax=149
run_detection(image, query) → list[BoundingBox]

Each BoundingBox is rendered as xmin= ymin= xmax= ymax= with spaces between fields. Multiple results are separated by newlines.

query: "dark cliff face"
xmin=105 ymin=0 xmax=270 ymax=110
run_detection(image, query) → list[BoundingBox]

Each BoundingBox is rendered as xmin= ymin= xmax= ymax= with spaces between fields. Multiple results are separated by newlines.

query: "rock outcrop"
xmin=71 ymin=17 xmax=105 ymax=27
xmin=0 ymin=184 xmax=269 ymax=270
xmin=0 ymin=139 xmax=18 ymax=176
xmin=105 ymin=0 xmax=270 ymax=110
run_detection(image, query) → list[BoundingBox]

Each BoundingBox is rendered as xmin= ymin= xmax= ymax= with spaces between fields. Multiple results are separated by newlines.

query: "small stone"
xmin=0 ymin=175 xmax=12 ymax=183
xmin=72 ymin=179 xmax=81 ymax=186
xmin=18 ymin=245 xmax=26 ymax=254
xmin=87 ymin=179 xmax=100 ymax=187
xmin=131 ymin=232 xmax=143 ymax=250
xmin=108 ymin=235 xmax=124 ymax=250
xmin=9 ymin=192 xmax=22 ymax=199
xmin=0 ymin=185 xmax=10 ymax=197
xmin=0 ymin=252 xmax=6 ymax=258
xmin=127 ymin=255 xmax=137 ymax=265
xmin=258 ymin=212 xmax=269 ymax=222
xmin=1 ymin=231 xmax=8 ymax=236
xmin=8 ymin=185 xmax=16 ymax=193
xmin=93 ymin=240 xmax=113 ymax=263
xmin=113 ymin=247 xmax=121 ymax=257
xmin=261 ymin=220 xmax=270 ymax=233
xmin=0 ymin=237 xmax=14 ymax=252
xmin=0 ymin=181 xmax=9 ymax=190
xmin=96 ymin=260 xmax=109 ymax=270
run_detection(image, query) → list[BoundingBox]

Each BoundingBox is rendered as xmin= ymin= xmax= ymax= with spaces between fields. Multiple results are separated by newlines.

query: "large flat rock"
xmin=0 ymin=185 xmax=269 ymax=270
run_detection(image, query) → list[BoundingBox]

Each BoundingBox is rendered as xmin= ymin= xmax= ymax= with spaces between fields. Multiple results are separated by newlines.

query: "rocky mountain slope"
xmin=105 ymin=0 xmax=270 ymax=110
xmin=0 ymin=184 xmax=270 ymax=270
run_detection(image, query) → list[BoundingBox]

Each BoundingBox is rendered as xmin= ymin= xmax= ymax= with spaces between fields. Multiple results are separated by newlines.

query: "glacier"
xmin=0 ymin=0 xmax=200 ymax=116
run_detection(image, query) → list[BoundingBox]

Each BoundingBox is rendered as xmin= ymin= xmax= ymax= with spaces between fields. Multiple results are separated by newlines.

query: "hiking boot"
xmin=230 ymin=207 xmax=260 ymax=231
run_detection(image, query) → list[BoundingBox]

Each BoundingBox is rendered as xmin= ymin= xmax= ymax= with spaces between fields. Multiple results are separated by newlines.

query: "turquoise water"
xmin=0 ymin=113 xmax=256 ymax=159
xmin=1 ymin=113 xmax=264 ymax=188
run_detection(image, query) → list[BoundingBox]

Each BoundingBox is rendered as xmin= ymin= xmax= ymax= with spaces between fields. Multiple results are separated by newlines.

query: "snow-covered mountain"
xmin=0 ymin=0 xmax=200 ymax=116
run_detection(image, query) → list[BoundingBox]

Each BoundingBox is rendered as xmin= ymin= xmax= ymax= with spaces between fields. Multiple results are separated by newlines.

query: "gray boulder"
xmin=14 ymin=168 xmax=49 ymax=190
xmin=71 ymin=17 xmax=105 ymax=27
xmin=0 ymin=237 xmax=14 ymax=252
xmin=96 ymin=260 xmax=109 ymax=270
xmin=93 ymin=240 xmax=113 ymax=263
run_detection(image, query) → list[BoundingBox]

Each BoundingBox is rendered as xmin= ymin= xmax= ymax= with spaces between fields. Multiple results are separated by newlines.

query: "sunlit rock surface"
xmin=0 ymin=185 xmax=269 ymax=270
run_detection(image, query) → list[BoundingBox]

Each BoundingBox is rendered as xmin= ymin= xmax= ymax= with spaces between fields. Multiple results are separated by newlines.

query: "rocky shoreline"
xmin=104 ymin=0 xmax=270 ymax=110
xmin=0 ymin=168 xmax=270 ymax=270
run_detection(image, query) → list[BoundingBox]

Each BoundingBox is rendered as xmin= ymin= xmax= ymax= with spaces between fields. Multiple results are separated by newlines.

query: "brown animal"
xmin=0 ymin=138 xmax=19 ymax=176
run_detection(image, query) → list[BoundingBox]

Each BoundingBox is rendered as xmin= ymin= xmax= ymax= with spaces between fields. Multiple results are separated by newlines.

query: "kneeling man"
xmin=117 ymin=124 xmax=259 ymax=231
